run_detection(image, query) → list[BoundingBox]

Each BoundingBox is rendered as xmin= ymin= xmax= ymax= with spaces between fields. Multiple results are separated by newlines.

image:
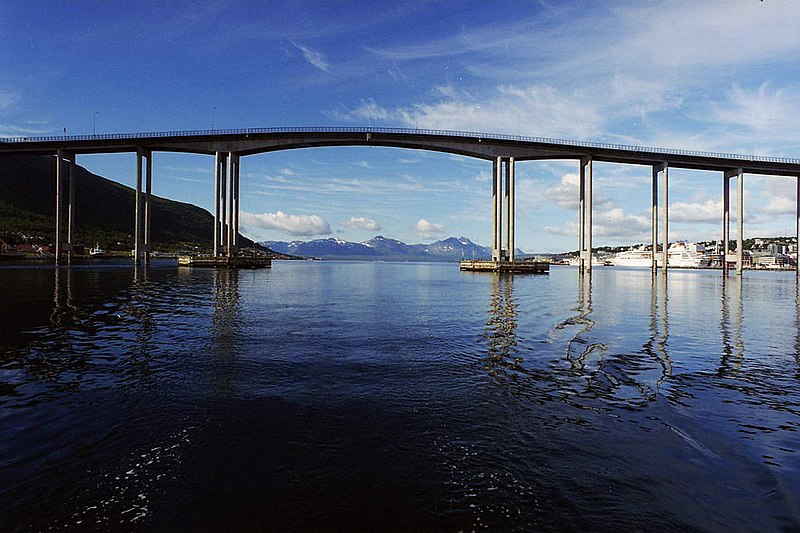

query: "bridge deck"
xmin=2 ymin=127 xmax=799 ymax=176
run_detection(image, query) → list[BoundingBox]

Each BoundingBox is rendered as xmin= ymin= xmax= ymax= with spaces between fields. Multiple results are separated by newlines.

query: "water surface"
xmin=1 ymin=261 xmax=799 ymax=531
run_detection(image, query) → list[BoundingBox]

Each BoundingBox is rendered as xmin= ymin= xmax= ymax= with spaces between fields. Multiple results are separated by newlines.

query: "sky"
xmin=1 ymin=0 xmax=800 ymax=252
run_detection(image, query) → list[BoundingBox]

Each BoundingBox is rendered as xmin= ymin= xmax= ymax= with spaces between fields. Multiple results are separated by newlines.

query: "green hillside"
xmin=0 ymin=155 xmax=255 ymax=253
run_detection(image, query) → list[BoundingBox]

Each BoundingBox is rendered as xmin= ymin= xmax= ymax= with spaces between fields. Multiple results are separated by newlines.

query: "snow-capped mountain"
xmin=261 ymin=235 xmax=496 ymax=261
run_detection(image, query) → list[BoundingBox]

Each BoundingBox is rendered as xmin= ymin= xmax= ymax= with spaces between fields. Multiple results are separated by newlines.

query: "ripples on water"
xmin=1 ymin=261 xmax=799 ymax=531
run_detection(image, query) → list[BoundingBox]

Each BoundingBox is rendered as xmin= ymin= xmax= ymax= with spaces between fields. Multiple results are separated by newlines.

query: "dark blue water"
xmin=1 ymin=261 xmax=799 ymax=531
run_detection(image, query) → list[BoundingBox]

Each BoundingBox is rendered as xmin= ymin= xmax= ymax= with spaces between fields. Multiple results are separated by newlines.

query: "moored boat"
xmin=610 ymin=242 xmax=710 ymax=268
xmin=89 ymin=243 xmax=106 ymax=257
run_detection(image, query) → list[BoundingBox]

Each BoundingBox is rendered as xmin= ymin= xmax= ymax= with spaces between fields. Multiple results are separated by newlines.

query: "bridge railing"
xmin=2 ymin=126 xmax=799 ymax=165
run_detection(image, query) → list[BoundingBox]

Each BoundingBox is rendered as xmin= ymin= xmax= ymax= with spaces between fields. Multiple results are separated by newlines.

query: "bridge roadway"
xmin=2 ymin=127 xmax=800 ymax=274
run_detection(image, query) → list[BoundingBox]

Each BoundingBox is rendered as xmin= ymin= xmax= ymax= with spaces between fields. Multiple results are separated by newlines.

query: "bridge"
xmin=2 ymin=126 xmax=800 ymax=274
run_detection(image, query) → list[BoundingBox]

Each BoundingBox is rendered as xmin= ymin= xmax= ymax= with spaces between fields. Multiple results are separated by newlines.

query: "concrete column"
xmin=134 ymin=150 xmax=144 ymax=265
xmin=227 ymin=153 xmax=236 ymax=256
xmin=723 ymin=170 xmax=733 ymax=271
xmin=228 ymin=153 xmax=240 ymax=255
xmin=585 ymin=157 xmax=593 ymax=273
xmin=736 ymin=168 xmax=744 ymax=275
xmin=578 ymin=159 xmax=585 ymax=270
xmin=660 ymin=163 xmax=669 ymax=272
xmin=234 ymin=155 xmax=240 ymax=251
xmin=220 ymin=153 xmax=228 ymax=255
xmin=796 ymin=175 xmax=800 ymax=277
xmin=508 ymin=157 xmax=515 ymax=262
xmin=492 ymin=157 xmax=501 ymax=261
xmin=55 ymin=151 xmax=63 ymax=266
xmin=213 ymin=153 xmax=219 ymax=256
xmin=144 ymin=151 xmax=152 ymax=264
xmin=579 ymin=157 xmax=592 ymax=272
xmin=651 ymin=164 xmax=659 ymax=272
xmin=67 ymin=153 xmax=76 ymax=264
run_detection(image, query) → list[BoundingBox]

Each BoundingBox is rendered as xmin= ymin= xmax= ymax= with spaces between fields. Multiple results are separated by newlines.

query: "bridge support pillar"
xmin=491 ymin=156 xmax=515 ymax=262
xmin=134 ymin=150 xmax=148 ymax=265
xmin=651 ymin=164 xmax=659 ymax=272
xmin=723 ymin=170 xmax=733 ymax=272
xmin=735 ymin=168 xmax=744 ymax=275
xmin=226 ymin=153 xmax=240 ymax=256
xmin=578 ymin=156 xmax=592 ymax=272
xmin=505 ymin=157 xmax=515 ymax=262
xmin=66 ymin=153 xmax=76 ymax=264
xmin=55 ymin=151 xmax=64 ymax=265
xmin=796 ymin=175 xmax=800 ymax=277
xmin=492 ymin=157 xmax=501 ymax=261
xmin=214 ymin=152 xmax=228 ymax=257
xmin=653 ymin=163 xmax=669 ymax=272
xmin=144 ymin=151 xmax=152 ymax=265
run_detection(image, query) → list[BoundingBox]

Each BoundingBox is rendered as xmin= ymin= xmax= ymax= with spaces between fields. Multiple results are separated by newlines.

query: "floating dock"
xmin=177 ymin=255 xmax=272 ymax=269
xmin=459 ymin=259 xmax=549 ymax=274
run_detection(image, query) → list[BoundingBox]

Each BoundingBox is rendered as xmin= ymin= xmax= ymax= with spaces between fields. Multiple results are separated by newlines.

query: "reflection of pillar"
xmin=212 ymin=268 xmax=242 ymax=395
xmin=732 ymin=275 xmax=744 ymax=364
xmin=483 ymin=273 xmax=519 ymax=375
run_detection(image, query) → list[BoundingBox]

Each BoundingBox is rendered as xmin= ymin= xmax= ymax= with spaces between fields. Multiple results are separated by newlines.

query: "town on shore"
xmin=1 ymin=232 xmax=797 ymax=271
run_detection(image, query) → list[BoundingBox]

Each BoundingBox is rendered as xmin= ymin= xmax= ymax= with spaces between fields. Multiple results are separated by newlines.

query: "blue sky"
xmin=2 ymin=1 xmax=799 ymax=252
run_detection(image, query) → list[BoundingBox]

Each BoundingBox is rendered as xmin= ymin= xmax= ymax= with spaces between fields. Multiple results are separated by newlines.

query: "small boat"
xmin=89 ymin=243 xmax=106 ymax=257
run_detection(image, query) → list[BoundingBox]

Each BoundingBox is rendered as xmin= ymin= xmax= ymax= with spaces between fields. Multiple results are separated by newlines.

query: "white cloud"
xmin=414 ymin=218 xmax=446 ymax=238
xmin=708 ymin=83 xmax=800 ymax=136
xmin=0 ymin=92 xmax=16 ymax=110
xmin=543 ymin=173 xmax=580 ymax=210
xmin=341 ymin=84 xmax=603 ymax=139
xmin=240 ymin=211 xmax=331 ymax=236
xmin=540 ymin=172 xmax=616 ymax=211
xmin=670 ymin=199 xmax=722 ymax=223
xmin=344 ymin=216 xmax=381 ymax=231
xmin=760 ymin=177 xmax=797 ymax=215
xmin=544 ymin=206 xmax=651 ymax=243
xmin=291 ymin=41 xmax=330 ymax=72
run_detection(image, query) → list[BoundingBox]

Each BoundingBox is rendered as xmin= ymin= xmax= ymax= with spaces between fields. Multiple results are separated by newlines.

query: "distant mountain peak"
xmin=260 ymin=235 xmax=493 ymax=261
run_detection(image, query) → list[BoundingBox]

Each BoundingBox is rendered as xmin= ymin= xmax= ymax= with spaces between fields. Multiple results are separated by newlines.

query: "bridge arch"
xmin=2 ymin=127 xmax=800 ymax=274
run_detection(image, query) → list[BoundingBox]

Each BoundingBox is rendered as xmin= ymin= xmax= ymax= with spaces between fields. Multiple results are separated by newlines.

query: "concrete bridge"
xmin=2 ymin=126 xmax=800 ymax=274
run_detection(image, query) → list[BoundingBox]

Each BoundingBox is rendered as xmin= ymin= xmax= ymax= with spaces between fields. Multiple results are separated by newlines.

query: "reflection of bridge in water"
xmin=3 ymin=127 xmax=800 ymax=275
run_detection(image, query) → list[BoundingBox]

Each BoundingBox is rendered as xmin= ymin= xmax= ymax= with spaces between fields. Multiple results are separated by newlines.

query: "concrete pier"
xmin=177 ymin=255 xmax=271 ymax=269
xmin=460 ymin=259 xmax=548 ymax=274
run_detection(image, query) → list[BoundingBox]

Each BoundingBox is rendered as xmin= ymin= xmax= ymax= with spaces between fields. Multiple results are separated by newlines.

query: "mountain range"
xmin=261 ymin=235 xmax=520 ymax=261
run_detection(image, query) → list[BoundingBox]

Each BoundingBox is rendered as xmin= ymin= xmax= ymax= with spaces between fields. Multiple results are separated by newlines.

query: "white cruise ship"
xmin=610 ymin=246 xmax=652 ymax=267
xmin=610 ymin=242 xmax=711 ymax=268
xmin=665 ymin=241 xmax=710 ymax=267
